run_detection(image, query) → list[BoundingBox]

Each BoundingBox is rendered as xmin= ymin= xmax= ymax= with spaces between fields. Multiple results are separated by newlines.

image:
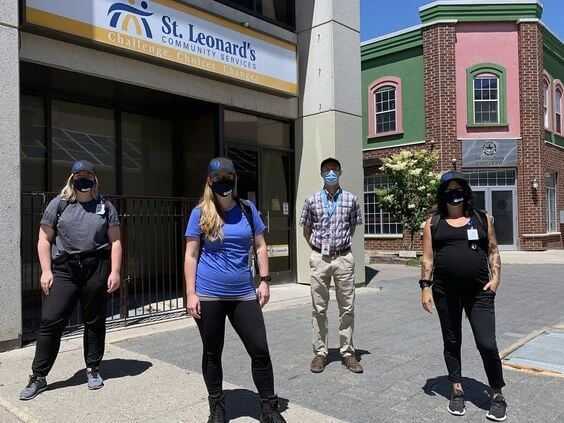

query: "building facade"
xmin=0 ymin=0 xmax=364 ymax=351
xmin=361 ymin=0 xmax=564 ymax=254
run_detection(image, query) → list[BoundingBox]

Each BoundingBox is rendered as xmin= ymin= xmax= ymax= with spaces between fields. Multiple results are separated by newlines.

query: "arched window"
xmin=368 ymin=76 xmax=403 ymax=138
xmin=543 ymin=79 xmax=550 ymax=130
xmin=466 ymin=64 xmax=507 ymax=126
xmin=375 ymin=86 xmax=396 ymax=133
xmin=555 ymin=82 xmax=563 ymax=134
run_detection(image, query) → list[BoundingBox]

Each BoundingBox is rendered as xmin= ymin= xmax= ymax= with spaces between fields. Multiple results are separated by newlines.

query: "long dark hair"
xmin=436 ymin=179 xmax=474 ymax=218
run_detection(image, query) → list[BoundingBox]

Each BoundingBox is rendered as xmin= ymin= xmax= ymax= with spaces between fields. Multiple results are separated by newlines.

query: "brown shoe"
xmin=343 ymin=355 xmax=363 ymax=373
xmin=310 ymin=355 xmax=327 ymax=373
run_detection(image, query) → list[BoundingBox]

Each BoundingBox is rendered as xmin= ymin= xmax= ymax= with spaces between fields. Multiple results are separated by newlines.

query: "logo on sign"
xmin=481 ymin=141 xmax=497 ymax=159
xmin=108 ymin=0 xmax=153 ymax=39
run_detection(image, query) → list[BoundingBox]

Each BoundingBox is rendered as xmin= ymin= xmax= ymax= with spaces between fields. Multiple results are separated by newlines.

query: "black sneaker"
xmin=19 ymin=375 xmax=48 ymax=401
xmin=207 ymin=393 xmax=226 ymax=423
xmin=259 ymin=396 xmax=287 ymax=423
xmin=487 ymin=393 xmax=507 ymax=422
xmin=447 ymin=389 xmax=466 ymax=416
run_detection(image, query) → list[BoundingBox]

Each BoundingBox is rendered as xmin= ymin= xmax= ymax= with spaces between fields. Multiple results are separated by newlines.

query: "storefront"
xmin=361 ymin=0 xmax=564 ymax=254
xmin=0 ymin=0 xmax=364 ymax=349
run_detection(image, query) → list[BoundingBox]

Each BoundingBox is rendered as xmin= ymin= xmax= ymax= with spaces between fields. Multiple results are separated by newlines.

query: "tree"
xmin=376 ymin=149 xmax=440 ymax=250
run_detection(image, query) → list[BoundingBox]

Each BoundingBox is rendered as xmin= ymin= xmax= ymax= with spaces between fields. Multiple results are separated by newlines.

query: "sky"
xmin=361 ymin=0 xmax=564 ymax=43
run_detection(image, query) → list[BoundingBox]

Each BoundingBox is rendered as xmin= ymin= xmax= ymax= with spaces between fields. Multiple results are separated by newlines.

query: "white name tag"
xmin=96 ymin=203 xmax=106 ymax=215
xmin=467 ymin=228 xmax=479 ymax=241
xmin=321 ymin=243 xmax=330 ymax=256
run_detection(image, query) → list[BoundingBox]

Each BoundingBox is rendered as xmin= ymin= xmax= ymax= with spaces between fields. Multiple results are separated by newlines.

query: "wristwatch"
xmin=260 ymin=275 xmax=272 ymax=282
xmin=419 ymin=279 xmax=433 ymax=289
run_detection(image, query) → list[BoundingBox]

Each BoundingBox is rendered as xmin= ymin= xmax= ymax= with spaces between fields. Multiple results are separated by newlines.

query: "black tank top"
xmin=433 ymin=217 xmax=490 ymax=286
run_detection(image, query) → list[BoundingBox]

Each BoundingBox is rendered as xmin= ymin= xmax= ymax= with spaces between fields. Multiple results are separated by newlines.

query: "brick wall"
xmin=542 ymin=142 xmax=564 ymax=248
xmin=363 ymin=24 xmax=458 ymax=253
xmin=518 ymin=23 xmax=547 ymax=250
xmin=423 ymin=24 xmax=459 ymax=171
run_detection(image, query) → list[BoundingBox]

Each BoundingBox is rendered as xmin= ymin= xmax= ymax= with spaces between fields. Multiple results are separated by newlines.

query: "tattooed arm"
xmin=483 ymin=214 xmax=502 ymax=292
xmin=421 ymin=217 xmax=434 ymax=313
xmin=421 ymin=217 xmax=434 ymax=281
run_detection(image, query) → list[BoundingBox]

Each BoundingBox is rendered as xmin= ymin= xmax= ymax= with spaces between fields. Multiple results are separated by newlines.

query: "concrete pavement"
xmin=1 ymin=263 xmax=563 ymax=422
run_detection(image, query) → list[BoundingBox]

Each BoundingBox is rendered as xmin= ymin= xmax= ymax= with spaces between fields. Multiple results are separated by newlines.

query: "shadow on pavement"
xmin=422 ymin=376 xmax=491 ymax=411
xmin=47 ymin=358 xmax=153 ymax=391
xmin=326 ymin=348 xmax=371 ymax=365
xmin=224 ymin=389 xmax=289 ymax=421
xmin=365 ymin=266 xmax=379 ymax=286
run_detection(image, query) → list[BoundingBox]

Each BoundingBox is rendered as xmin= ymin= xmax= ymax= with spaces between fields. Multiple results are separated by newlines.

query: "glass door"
xmin=471 ymin=188 xmax=517 ymax=249
xmin=260 ymin=149 xmax=293 ymax=283
xmin=227 ymin=145 xmax=294 ymax=283
xmin=491 ymin=189 xmax=515 ymax=247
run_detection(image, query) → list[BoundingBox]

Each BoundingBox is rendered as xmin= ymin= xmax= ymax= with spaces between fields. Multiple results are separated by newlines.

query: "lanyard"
xmin=321 ymin=190 xmax=341 ymax=219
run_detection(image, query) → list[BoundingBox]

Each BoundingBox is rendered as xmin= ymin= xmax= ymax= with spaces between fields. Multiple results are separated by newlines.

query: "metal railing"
xmin=21 ymin=192 xmax=198 ymax=342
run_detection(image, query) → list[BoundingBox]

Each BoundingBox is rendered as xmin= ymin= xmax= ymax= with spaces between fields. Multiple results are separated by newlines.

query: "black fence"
xmin=21 ymin=193 xmax=199 ymax=342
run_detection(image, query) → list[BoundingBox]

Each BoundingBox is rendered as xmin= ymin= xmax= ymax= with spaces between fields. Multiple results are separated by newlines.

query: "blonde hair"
xmin=59 ymin=174 xmax=99 ymax=202
xmin=198 ymin=182 xmax=225 ymax=241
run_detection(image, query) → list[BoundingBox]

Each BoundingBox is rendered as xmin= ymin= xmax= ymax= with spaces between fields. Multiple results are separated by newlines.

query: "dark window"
xmin=21 ymin=96 xmax=47 ymax=192
xmin=216 ymin=0 xmax=295 ymax=29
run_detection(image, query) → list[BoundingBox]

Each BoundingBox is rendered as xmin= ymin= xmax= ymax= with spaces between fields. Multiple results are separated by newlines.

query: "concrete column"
xmin=295 ymin=1 xmax=364 ymax=285
xmin=0 ymin=0 xmax=22 ymax=350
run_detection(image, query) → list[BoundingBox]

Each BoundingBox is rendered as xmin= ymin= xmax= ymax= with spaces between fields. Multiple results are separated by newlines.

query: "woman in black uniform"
xmin=420 ymin=171 xmax=507 ymax=421
xmin=19 ymin=160 xmax=122 ymax=400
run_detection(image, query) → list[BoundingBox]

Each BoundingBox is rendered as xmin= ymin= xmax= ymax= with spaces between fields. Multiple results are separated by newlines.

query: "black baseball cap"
xmin=439 ymin=171 xmax=468 ymax=190
xmin=71 ymin=160 xmax=96 ymax=175
xmin=208 ymin=157 xmax=236 ymax=177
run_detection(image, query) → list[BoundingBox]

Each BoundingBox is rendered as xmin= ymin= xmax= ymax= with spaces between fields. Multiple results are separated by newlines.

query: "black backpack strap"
xmin=238 ymin=199 xmax=256 ymax=240
xmin=238 ymin=199 xmax=259 ymax=274
xmin=430 ymin=211 xmax=441 ymax=241
xmin=54 ymin=197 xmax=69 ymax=230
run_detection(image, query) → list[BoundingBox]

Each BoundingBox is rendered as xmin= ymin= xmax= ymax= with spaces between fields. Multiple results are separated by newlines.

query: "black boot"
xmin=207 ymin=393 xmax=226 ymax=423
xmin=259 ymin=396 xmax=287 ymax=423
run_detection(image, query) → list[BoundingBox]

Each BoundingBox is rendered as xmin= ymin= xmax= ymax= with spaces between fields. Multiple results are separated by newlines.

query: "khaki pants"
xmin=309 ymin=250 xmax=356 ymax=357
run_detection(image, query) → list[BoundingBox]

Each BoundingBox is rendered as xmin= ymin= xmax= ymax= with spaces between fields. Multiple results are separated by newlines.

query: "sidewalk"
xmin=0 ymin=281 xmax=342 ymax=423
xmin=1 ymin=263 xmax=563 ymax=422
xmin=500 ymin=249 xmax=564 ymax=264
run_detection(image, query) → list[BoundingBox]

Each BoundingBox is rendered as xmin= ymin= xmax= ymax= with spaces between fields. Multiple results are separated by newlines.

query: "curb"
xmin=0 ymin=396 xmax=37 ymax=423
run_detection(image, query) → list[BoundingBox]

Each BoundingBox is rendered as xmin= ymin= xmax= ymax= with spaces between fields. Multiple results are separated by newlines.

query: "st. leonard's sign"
xmin=24 ymin=0 xmax=298 ymax=96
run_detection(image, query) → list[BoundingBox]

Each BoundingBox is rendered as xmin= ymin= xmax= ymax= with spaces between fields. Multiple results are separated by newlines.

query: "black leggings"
xmin=32 ymin=254 xmax=109 ymax=377
xmin=433 ymin=286 xmax=505 ymax=390
xmin=196 ymin=299 xmax=275 ymax=399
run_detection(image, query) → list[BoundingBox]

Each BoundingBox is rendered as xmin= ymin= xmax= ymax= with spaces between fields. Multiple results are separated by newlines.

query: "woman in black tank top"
xmin=419 ymin=171 xmax=507 ymax=422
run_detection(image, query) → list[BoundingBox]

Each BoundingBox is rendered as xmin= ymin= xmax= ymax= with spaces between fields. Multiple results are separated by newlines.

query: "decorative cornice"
xmin=419 ymin=1 xmax=542 ymax=24
xmin=541 ymin=23 xmax=564 ymax=64
xmin=361 ymin=27 xmax=422 ymax=62
xmin=419 ymin=0 xmax=542 ymax=12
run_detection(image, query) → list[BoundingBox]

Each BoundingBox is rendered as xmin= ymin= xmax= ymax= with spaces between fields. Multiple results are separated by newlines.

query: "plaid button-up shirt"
xmin=299 ymin=188 xmax=363 ymax=254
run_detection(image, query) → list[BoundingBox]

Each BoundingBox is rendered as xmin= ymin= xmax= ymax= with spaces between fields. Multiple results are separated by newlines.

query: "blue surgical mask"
xmin=323 ymin=170 xmax=339 ymax=186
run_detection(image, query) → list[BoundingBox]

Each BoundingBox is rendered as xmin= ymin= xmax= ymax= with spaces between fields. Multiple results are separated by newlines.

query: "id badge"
xmin=96 ymin=202 xmax=106 ymax=215
xmin=467 ymin=228 xmax=479 ymax=241
xmin=321 ymin=242 xmax=330 ymax=256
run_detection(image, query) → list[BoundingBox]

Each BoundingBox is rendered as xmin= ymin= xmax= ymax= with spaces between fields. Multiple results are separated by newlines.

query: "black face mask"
xmin=445 ymin=189 xmax=465 ymax=206
xmin=211 ymin=179 xmax=234 ymax=197
xmin=73 ymin=178 xmax=95 ymax=192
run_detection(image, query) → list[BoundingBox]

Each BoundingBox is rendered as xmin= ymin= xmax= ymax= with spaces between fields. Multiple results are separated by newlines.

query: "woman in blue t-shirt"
xmin=184 ymin=157 xmax=286 ymax=423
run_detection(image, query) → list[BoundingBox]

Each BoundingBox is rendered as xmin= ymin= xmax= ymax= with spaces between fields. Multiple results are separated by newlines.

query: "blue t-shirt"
xmin=185 ymin=202 xmax=266 ymax=297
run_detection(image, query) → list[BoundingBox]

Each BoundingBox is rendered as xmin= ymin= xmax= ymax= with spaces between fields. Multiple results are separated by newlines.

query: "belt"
xmin=54 ymin=248 xmax=109 ymax=264
xmin=311 ymin=246 xmax=351 ymax=257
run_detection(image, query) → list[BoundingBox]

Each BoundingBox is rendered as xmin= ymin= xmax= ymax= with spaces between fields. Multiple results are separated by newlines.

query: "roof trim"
xmin=361 ymin=24 xmax=422 ymax=47
xmin=419 ymin=0 xmax=542 ymax=12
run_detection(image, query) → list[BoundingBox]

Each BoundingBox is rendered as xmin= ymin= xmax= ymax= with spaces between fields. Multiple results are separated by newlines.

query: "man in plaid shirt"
xmin=300 ymin=157 xmax=363 ymax=374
